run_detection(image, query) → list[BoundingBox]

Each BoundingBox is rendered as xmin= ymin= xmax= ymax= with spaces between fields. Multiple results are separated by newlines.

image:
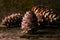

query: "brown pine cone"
xmin=21 ymin=11 xmax=38 ymax=34
xmin=31 ymin=6 xmax=59 ymax=26
xmin=1 ymin=13 xmax=22 ymax=27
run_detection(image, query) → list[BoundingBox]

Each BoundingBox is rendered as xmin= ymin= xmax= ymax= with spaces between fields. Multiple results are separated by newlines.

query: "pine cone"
xmin=1 ymin=13 xmax=22 ymax=27
xmin=21 ymin=11 xmax=38 ymax=34
xmin=31 ymin=6 xmax=59 ymax=26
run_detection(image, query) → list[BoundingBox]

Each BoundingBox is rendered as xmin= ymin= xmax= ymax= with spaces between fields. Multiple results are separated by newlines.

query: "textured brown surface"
xmin=0 ymin=27 xmax=60 ymax=40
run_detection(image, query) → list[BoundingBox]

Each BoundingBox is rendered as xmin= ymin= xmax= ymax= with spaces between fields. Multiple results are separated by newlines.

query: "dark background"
xmin=0 ymin=0 xmax=60 ymax=22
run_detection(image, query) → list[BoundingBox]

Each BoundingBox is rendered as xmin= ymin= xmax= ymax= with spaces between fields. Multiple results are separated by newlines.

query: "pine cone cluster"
xmin=1 ymin=6 xmax=60 ymax=34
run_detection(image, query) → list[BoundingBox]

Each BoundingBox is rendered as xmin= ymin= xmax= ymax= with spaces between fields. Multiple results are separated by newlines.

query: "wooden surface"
xmin=0 ymin=25 xmax=60 ymax=40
